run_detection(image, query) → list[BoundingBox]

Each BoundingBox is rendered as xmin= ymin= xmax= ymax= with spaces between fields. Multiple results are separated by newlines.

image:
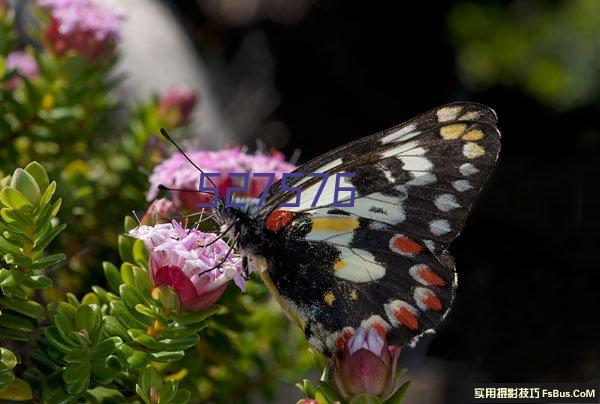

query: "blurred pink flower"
xmin=158 ymin=86 xmax=198 ymax=126
xmin=130 ymin=220 xmax=244 ymax=311
xmin=297 ymin=400 xmax=319 ymax=404
xmin=147 ymin=148 xmax=296 ymax=210
xmin=5 ymin=51 xmax=39 ymax=89
xmin=39 ymin=0 xmax=124 ymax=61
xmin=332 ymin=326 xmax=402 ymax=400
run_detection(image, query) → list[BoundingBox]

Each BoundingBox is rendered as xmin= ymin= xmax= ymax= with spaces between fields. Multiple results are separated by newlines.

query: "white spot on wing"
xmin=434 ymin=193 xmax=460 ymax=212
xmin=334 ymin=246 xmax=386 ymax=283
xmin=452 ymin=180 xmax=473 ymax=192
xmin=380 ymin=124 xmax=419 ymax=144
xmin=436 ymin=106 xmax=462 ymax=122
xmin=429 ymin=219 xmax=451 ymax=236
xmin=459 ymin=163 xmax=479 ymax=176
xmin=381 ymin=140 xmax=420 ymax=158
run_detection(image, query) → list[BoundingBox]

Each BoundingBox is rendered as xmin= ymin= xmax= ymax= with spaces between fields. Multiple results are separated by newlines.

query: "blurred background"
xmin=3 ymin=0 xmax=599 ymax=403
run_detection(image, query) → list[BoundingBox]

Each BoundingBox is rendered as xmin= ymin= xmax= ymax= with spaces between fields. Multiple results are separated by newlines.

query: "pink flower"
xmin=5 ymin=51 xmax=39 ymax=89
xmin=39 ymin=0 xmax=124 ymax=61
xmin=297 ymin=400 xmax=319 ymax=404
xmin=147 ymin=148 xmax=296 ymax=211
xmin=332 ymin=327 xmax=402 ymax=399
xmin=158 ymin=86 xmax=198 ymax=126
xmin=129 ymin=220 xmax=244 ymax=311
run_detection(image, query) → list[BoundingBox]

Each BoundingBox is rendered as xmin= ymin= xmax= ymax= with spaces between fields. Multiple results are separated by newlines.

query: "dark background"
xmin=169 ymin=0 xmax=598 ymax=402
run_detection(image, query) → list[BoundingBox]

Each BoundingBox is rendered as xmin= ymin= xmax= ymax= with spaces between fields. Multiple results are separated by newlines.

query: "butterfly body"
xmin=219 ymin=103 xmax=500 ymax=356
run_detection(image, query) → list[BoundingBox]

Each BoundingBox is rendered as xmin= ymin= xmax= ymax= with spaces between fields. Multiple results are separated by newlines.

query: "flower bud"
xmin=158 ymin=86 xmax=198 ymax=126
xmin=331 ymin=326 xmax=402 ymax=399
xmin=141 ymin=198 xmax=177 ymax=225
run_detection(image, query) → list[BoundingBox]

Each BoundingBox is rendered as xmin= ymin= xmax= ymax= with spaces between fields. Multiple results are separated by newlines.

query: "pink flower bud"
xmin=158 ymin=86 xmax=198 ymax=126
xmin=332 ymin=327 xmax=402 ymax=399
xmin=129 ymin=221 xmax=244 ymax=311
xmin=141 ymin=198 xmax=177 ymax=225
xmin=297 ymin=399 xmax=319 ymax=404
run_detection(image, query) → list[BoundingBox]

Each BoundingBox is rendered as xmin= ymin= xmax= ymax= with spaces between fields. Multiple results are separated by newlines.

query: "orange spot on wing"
xmin=391 ymin=235 xmax=423 ymax=255
xmin=423 ymin=292 xmax=442 ymax=311
xmin=334 ymin=328 xmax=354 ymax=351
xmin=373 ymin=322 xmax=387 ymax=338
xmin=266 ymin=210 xmax=294 ymax=232
xmin=419 ymin=267 xmax=445 ymax=286
xmin=394 ymin=308 xmax=419 ymax=330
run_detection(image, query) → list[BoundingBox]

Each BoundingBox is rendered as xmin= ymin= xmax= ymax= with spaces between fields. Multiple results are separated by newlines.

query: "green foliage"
xmin=0 ymin=163 xmax=64 ymax=401
xmin=448 ymin=0 xmax=600 ymax=109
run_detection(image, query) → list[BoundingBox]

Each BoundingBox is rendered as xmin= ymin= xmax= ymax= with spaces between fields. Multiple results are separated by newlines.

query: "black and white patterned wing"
xmin=257 ymin=103 xmax=500 ymax=354
xmin=261 ymin=102 xmax=500 ymax=251
xmin=264 ymin=214 xmax=457 ymax=355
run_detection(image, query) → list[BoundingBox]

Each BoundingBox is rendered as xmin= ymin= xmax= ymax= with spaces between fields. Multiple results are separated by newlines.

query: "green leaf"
xmin=139 ymin=365 xmax=162 ymax=395
xmin=0 ymin=188 xmax=31 ymax=209
xmin=151 ymin=285 xmax=180 ymax=312
xmin=44 ymin=326 xmax=77 ymax=353
xmin=24 ymin=162 xmax=49 ymax=194
xmin=63 ymin=362 xmax=90 ymax=395
xmin=91 ymin=337 xmax=122 ymax=360
xmin=385 ymin=381 xmax=410 ymax=404
xmin=0 ymin=348 xmax=17 ymax=369
xmin=349 ymin=394 xmax=383 ymax=404
xmin=83 ymin=386 xmax=124 ymax=403
xmin=0 ymin=297 xmax=45 ymax=319
xmin=33 ymin=223 xmax=66 ymax=253
xmin=177 ymin=305 xmax=222 ymax=324
xmin=63 ymin=348 xmax=91 ymax=364
xmin=118 ymin=235 xmax=135 ymax=264
xmin=318 ymin=381 xmax=343 ymax=403
xmin=30 ymin=254 xmax=65 ymax=270
xmin=132 ymin=239 xmax=149 ymax=268
xmin=90 ymin=356 xmax=122 ymax=383
xmin=68 ymin=331 xmax=91 ymax=346
xmin=0 ymin=378 xmax=33 ymax=401
xmin=0 ymin=311 xmax=36 ymax=332
xmin=146 ymin=350 xmax=184 ymax=363
xmin=102 ymin=261 xmax=122 ymax=293
xmin=41 ymin=371 xmax=77 ymax=404
xmin=171 ymin=389 xmax=191 ymax=404
xmin=155 ymin=334 xmax=199 ymax=351
xmin=9 ymin=169 xmax=40 ymax=205
xmin=0 ymin=235 xmax=21 ymax=256
xmin=158 ymin=381 xmax=178 ymax=403
xmin=0 ymin=328 xmax=29 ymax=342
xmin=22 ymin=274 xmax=53 ymax=289
xmin=116 ymin=343 xmax=147 ymax=369
xmin=128 ymin=329 xmax=159 ymax=349
xmin=103 ymin=315 xmax=130 ymax=340
xmin=37 ymin=181 xmax=56 ymax=208
xmin=74 ymin=304 xmax=101 ymax=338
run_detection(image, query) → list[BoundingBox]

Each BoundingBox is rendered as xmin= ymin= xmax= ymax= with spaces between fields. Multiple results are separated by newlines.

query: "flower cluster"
xmin=39 ymin=0 xmax=124 ymax=60
xmin=147 ymin=148 xmax=296 ymax=210
xmin=129 ymin=220 xmax=244 ymax=311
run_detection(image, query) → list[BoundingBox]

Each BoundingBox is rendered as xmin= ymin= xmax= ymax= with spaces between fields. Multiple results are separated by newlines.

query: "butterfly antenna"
xmin=159 ymin=128 xmax=219 ymax=191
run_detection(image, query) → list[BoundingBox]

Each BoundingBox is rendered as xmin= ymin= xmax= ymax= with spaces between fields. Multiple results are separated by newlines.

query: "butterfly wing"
xmin=256 ymin=102 xmax=500 ymax=353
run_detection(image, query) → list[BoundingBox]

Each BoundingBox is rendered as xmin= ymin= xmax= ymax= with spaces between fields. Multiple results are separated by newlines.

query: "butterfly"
xmin=164 ymin=102 xmax=500 ymax=356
